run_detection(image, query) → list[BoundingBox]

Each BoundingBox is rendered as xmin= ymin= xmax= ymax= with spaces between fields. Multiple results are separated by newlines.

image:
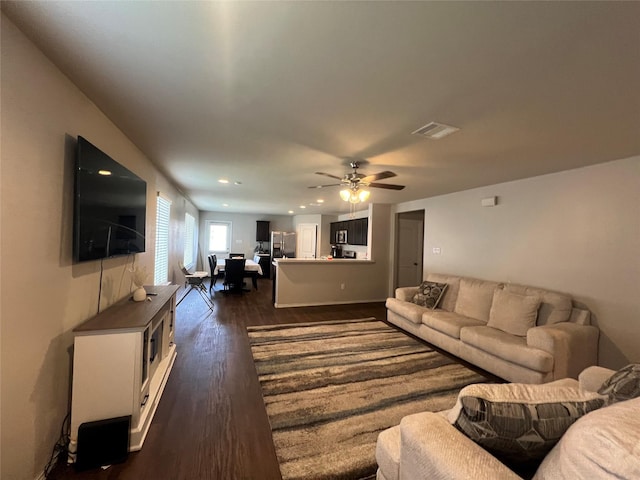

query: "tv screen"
xmin=74 ymin=136 xmax=147 ymax=262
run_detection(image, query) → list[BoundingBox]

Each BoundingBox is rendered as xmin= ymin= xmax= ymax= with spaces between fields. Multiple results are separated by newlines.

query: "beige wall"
xmin=393 ymin=156 xmax=640 ymax=369
xmin=198 ymin=211 xmax=293 ymax=262
xmin=198 ymin=212 xmax=347 ymax=263
xmin=0 ymin=15 xmax=198 ymax=479
xmin=320 ymin=214 xmax=338 ymax=256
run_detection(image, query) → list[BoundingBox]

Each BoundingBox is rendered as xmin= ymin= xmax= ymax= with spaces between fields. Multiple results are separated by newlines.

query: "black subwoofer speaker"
xmin=75 ymin=415 xmax=131 ymax=471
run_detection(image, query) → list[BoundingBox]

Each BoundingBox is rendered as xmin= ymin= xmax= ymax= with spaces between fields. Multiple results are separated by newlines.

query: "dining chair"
xmin=207 ymin=254 xmax=218 ymax=292
xmin=229 ymin=253 xmax=245 ymax=258
xmin=223 ymin=258 xmax=247 ymax=294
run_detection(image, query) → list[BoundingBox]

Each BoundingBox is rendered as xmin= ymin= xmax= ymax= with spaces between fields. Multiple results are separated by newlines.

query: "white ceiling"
xmin=3 ymin=1 xmax=640 ymax=215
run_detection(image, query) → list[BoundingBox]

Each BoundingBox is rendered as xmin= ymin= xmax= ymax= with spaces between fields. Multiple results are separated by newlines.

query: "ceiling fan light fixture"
xmin=340 ymin=187 xmax=370 ymax=204
xmin=315 ymin=162 xmax=403 ymax=206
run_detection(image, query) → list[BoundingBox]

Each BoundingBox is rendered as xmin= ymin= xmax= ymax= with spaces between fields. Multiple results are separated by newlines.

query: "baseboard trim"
xmin=274 ymin=298 xmax=386 ymax=308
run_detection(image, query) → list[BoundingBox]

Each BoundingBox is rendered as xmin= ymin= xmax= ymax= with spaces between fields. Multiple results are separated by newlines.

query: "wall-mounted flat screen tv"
xmin=74 ymin=136 xmax=147 ymax=262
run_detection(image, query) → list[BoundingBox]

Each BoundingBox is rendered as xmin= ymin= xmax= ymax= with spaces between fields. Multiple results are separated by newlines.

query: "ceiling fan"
xmin=309 ymin=161 xmax=405 ymax=202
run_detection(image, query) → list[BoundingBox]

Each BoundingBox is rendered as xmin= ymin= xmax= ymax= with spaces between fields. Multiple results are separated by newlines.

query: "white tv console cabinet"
xmin=69 ymin=284 xmax=179 ymax=460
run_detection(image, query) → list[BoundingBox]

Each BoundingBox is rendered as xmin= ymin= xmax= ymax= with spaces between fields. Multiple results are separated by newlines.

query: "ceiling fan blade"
xmin=369 ymin=182 xmax=405 ymax=190
xmin=361 ymin=171 xmax=397 ymax=183
xmin=315 ymin=172 xmax=343 ymax=180
xmin=308 ymin=183 xmax=342 ymax=189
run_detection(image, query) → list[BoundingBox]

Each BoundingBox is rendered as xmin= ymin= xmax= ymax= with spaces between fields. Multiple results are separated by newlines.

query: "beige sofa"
xmin=376 ymin=366 xmax=640 ymax=480
xmin=386 ymin=273 xmax=599 ymax=384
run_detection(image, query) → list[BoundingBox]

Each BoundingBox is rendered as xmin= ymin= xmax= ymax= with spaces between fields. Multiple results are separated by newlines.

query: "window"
xmin=183 ymin=212 xmax=196 ymax=269
xmin=154 ymin=194 xmax=171 ymax=285
xmin=207 ymin=221 xmax=231 ymax=256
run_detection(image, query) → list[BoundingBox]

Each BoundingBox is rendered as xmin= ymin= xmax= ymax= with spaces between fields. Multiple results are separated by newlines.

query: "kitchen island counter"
xmin=272 ymin=257 xmax=386 ymax=308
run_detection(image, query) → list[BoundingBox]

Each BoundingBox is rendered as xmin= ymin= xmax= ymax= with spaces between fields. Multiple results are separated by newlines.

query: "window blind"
xmin=154 ymin=194 xmax=171 ymax=285
xmin=183 ymin=212 xmax=195 ymax=269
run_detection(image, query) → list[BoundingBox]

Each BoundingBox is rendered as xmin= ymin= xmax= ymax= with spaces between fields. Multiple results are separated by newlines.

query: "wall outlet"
xmin=340 ymin=283 xmax=345 ymax=290
xmin=432 ymin=247 xmax=441 ymax=255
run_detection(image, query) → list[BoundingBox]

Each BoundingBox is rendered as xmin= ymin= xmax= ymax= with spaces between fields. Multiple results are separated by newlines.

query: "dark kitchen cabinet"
xmin=348 ymin=218 xmax=368 ymax=245
xmin=329 ymin=218 xmax=368 ymax=246
xmin=256 ymin=221 xmax=270 ymax=242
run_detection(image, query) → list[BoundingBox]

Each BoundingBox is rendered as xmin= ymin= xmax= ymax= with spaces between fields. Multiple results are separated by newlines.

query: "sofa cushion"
xmin=422 ymin=311 xmax=485 ymax=339
xmin=597 ymin=363 xmax=640 ymax=405
xmin=487 ymin=289 xmax=540 ymax=337
xmin=503 ymin=284 xmax=572 ymax=326
xmin=425 ymin=273 xmax=460 ymax=312
xmin=448 ymin=383 xmax=605 ymax=462
xmin=534 ymin=396 xmax=640 ymax=480
xmin=411 ymin=281 xmax=447 ymax=309
xmin=460 ymin=326 xmax=554 ymax=373
xmin=454 ymin=278 xmax=501 ymax=322
xmin=376 ymin=425 xmax=400 ymax=480
xmin=385 ymin=297 xmax=425 ymax=325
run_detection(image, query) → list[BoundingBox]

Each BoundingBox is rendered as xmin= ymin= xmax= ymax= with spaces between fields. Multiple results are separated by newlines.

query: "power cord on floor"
xmin=43 ymin=412 xmax=70 ymax=479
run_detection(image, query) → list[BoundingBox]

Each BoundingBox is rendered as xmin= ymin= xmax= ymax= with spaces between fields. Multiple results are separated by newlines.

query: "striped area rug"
xmin=247 ymin=318 xmax=492 ymax=480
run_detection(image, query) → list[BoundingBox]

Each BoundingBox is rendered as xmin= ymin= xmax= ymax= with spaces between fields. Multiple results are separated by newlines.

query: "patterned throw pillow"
xmin=411 ymin=281 xmax=447 ymax=309
xmin=448 ymin=383 xmax=605 ymax=462
xmin=598 ymin=364 xmax=640 ymax=405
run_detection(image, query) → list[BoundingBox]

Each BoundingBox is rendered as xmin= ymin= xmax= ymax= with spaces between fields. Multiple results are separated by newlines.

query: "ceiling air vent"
xmin=412 ymin=122 xmax=460 ymax=140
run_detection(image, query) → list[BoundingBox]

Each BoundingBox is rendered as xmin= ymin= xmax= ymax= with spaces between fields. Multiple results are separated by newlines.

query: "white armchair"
xmin=376 ymin=366 xmax=640 ymax=480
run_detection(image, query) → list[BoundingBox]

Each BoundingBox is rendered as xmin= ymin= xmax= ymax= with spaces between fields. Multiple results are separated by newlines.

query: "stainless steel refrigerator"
xmin=271 ymin=231 xmax=296 ymax=259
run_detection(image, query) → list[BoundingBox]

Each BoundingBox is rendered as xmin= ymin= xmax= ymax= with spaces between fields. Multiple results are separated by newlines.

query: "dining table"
xmin=214 ymin=258 xmax=264 ymax=290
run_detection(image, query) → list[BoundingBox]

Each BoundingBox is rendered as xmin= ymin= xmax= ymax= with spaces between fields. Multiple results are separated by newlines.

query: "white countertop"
xmin=273 ymin=257 xmax=374 ymax=265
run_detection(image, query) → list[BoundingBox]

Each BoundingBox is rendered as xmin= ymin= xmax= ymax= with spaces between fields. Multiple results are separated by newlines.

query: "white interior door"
xmin=396 ymin=214 xmax=424 ymax=287
xmin=297 ymin=224 xmax=318 ymax=258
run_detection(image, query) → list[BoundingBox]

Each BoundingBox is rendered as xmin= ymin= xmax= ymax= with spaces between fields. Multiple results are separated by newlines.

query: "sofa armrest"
xmin=395 ymin=286 xmax=419 ymax=302
xmin=527 ymin=323 xmax=599 ymax=380
xmin=578 ymin=366 xmax=615 ymax=393
xmin=399 ymin=412 xmax=522 ymax=480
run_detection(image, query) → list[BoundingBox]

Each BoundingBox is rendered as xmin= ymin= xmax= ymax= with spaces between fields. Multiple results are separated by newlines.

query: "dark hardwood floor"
xmin=49 ymin=278 xmax=387 ymax=480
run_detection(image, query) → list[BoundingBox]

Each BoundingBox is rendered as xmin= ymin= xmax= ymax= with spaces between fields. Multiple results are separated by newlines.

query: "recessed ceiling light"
xmin=218 ymin=179 xmax=229 ymax=184
xmin=98 ymin=170 xmax=112 ymax=176
xmin=299 ymin=205 xmax=306 ymax=209
xmin=317 ymin=199 xmax=324 ymax=203
xmin=222 ymin=203 xmax=229 ymax=207
xmin=234 ymin=181 xmax=242 ymax=185
xmin=288 ymin=210 xmax=294 ymax=214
